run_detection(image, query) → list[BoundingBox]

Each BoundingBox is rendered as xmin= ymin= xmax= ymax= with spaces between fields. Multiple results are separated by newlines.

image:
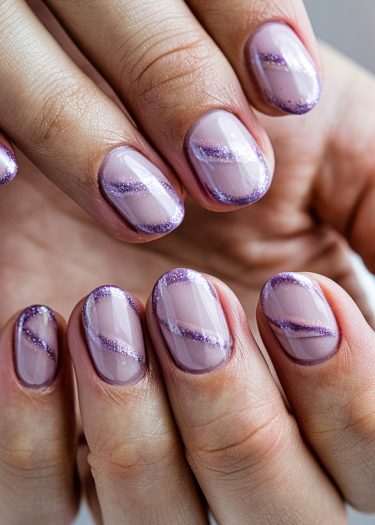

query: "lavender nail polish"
xmin=185 ymin=110 xmax=270 ymax=206
xmin=0 ymin=145 xmax=17 ymax=185
xmin=247 ymin=23 xmax=321 ymax=114
xmin=153 ymin=268 xmax=232 ymax=373
xmin=15 ymin=306 xmax=58 ymax=388
xmin=100 ymin=147 xmax=184 ymax=234
xmin=261 ymin=273 xmax=339 ymax=364
xmin=82 ymin=285 xmax=146 ymax=385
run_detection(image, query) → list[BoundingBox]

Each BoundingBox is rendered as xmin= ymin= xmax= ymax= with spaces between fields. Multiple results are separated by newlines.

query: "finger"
xmin=0 ymin=133 xmax=18 ymax=185
xmin=310 ymin=46 xmax=375 ymax=272
xmin=68 ymin=285 xmax=208 ymax=525
xmin=147 ymin=268 xmax=346 ymax=524
xmin=0 ymin=306 xmax=78 ymax=524
xmin=258 ymin=272 xmax=375 ymax=512
xmin=188 ymin=0 xmax=322 ymax=115
xmin=0 ymin=1 xmax=184 ymax=241
xmin=46 ymin=0 xmax=274 ymax=211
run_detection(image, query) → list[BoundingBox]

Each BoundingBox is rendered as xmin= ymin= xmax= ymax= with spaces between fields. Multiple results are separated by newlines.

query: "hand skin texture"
xmin=0 ymin=43 xmax=375 ymax=525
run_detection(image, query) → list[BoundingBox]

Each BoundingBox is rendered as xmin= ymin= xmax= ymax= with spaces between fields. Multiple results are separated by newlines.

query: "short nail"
xmin=100 ymin=147 xmax=184 ymax=234
xmin=15 ymin=306 xmax=58 ymax=388
xmin=0 ymin=145 xmax=18 ymax=185
xmin=153 ymin=268 xmax=232 ymax=373
xmin=82 ymin=285 xmax=146 ymax=385
xmin=247 ymin=22 xmax=321 ymax=114
xmin=185 ymin=110 xmax=270 ymax=206
xmin=261 ymin=273 xmax=339 ymax=364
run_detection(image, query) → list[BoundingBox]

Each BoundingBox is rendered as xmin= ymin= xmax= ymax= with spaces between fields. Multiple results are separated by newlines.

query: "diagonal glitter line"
xmin=267 ymin=317 xmax=334 ymax=337
xmin=95 ymin=332 xmax=144 ymax=362
xmin=102 ymin=178 xmax=174 ymax=197
xmin=191 ymin=143 xmax=258 ymax=164
xmin=159 ymin=318 xmax=232 ymax=351
xmin=22 ymin=327 xmax=56 ymax=361
xmin=256 ymin=52 xmax=289 ymax=71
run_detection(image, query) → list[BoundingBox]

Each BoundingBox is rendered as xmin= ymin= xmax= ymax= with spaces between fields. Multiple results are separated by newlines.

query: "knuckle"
xmin=120 ymin=26 xmax=216 ymax=104
xmin=187 ymin=403 xmax=290 ymax=480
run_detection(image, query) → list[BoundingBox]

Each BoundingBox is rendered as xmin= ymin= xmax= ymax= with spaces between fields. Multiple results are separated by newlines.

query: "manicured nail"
xmin=247 ymin=22 xmax=321 ymax=114
xmin=153 ymin=268 xmax=232 ymax=373
xmin=185 ymin=110 xmax=270 ymax=206
xmin=261 ymin=273 xmax=339 ymax=364
xmin=0 ymin=145 xmax=18 ymax=185
xmin=82 ymin=285 xmax=146 ymax=385
xmin=100 ymin=147 xmax=184 ymax=234
xmin=15 ymin=306 xmax=58 ymax=388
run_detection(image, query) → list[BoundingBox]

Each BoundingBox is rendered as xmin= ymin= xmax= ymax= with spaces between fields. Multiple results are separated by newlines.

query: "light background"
xmin=75 ymin=1 xmax=375 ymax=523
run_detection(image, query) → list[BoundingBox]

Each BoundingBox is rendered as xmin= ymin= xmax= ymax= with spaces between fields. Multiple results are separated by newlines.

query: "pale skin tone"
xmin=1 ymin=0 xmax=375 ymax=523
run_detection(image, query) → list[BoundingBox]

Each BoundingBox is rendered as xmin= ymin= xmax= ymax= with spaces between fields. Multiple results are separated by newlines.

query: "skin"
xmin=0 ymin=38 xmax=375 ymax=525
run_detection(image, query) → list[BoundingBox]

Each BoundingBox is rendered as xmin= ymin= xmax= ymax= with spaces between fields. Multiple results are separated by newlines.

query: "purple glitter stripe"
xmin=257 ymin=52 xmax=289 ymax=69
xmin=266 ymin=272 xmax=322 ymax=296
xmin=192 ymin=144 xmax=241 ymax=163
xmin=18 ymin=306 xmax=57 ymax=361
xmin=0 ymin=145 xmax=18 ymax=185
xmin=152 ymin=268 xmax=218 ymax=313
xmin=158 ymin=318 xmax=232 ymax=351
xmin=264 ymin=91 xmax=319 ymax=115
xmin=102 ymin=178 xmax=174 ymax=197
xmin=90 ymin=285 xmax=138 ymax=313
xmin=97 ymin=333 xmax=144 ymax=362
xmin=267 ymin=317 xmax=335 ymax=337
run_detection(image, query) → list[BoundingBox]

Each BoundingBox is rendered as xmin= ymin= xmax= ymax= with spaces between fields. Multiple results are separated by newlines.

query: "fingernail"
xmin=153 ymin=268 xmax=232 ymax=373
xmin=185 ymin=110 xmax=270 ymax=206
xmin=15 ymin=306 xmax=58 ymax=388
xmin=261 ymin=273 xmax=339 ymax=364
xmin=247 ymin=22 xmax=321 ymax=114
xmin=82 ymin=285 xmax=146 ymax=385
xmin=0 ymin=145 xmax=18 ymax=185
xmin=100 ymin=147 xmax=184 ymax=234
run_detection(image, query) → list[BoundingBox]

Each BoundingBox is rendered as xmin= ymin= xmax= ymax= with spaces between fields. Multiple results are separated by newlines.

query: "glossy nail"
xmin=100 ymin=147 xmax=184 ymax=234
xmin=15 ymin=306 xmax=58 ymax=388
xmin=247 ymin=22 xmax=321 ymax=114
xmin=0 ymin=145 xmax=17 ymax=185
xmin=82 ymin=285 xmax=146 ymax=385
xmin=153 ymin=268 xmax=232 ymax=373
xmin=185 ymin=110 xmax=270 ymax=206
xmin=261 ymin=273 xmax=339 ymax=364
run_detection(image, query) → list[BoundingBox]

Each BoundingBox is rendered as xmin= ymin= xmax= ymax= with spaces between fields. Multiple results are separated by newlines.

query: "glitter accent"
xmin=203 ymin=145 xmax=270 ymax=205
xmin=152 ymin=268 xmax=232 ymax=353
xmin=158 ymin=318 xmax=232 ymax=351
xmin=263 ymin=90 xmax=320 ymax=115
xmin=83 ymin=285 xmax=144 ymax=363
xmin=17 ymin=306 xmax=57 ymax=361
xmin=0 ymin=145 xmax=18 ymax=185
xmin=261 ymin=273 xmax=336 ymax=339
xmin=191 ymin=143 xmax=260 ymax=164
xmin=100 ymin=174 xmax=184 ymax=234
xmin=256 ymin=53 xmax=289 ymax=71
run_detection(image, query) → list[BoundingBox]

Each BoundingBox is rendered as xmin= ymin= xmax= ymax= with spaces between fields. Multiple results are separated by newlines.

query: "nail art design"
xmin=82 ymin=285 xmax=146 ymax=385
xmin=153 ymin=268 xmax=232 ymax=373
xmin=247 ymin=23 xmax=321 ymax=114
xmin=261 ymin=273 xmax=339 ymax=364
xmin=15 ymin=305 xmax=58 ymax=388
xmin=100 ymin=147 xmax=184 ymax=234
xmin=186 ymin=110 xmax=270 ymax=206
xmin=0 ymin=145 xmax=18 ymax=185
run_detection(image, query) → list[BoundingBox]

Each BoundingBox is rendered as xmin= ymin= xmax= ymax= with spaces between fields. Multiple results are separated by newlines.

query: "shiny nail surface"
xmin=0 ymin=145 xmax=17 ymax=185
xmin=186 ymin=110 xmax=270 ymax=206
xmin=153 ymin=268 xmax=232 ymax=373
xmin=261 ymin=273 xmax=339 ymax=364
xmin=100 ymin=147 xmax=184 ymax=234
xmin=15 ymin=306 xmax=58 ymax=388
xmin=83 ymin=285 xmax=146 ymax=385
xmin=247 ymin=22 xmax=321 ymax=114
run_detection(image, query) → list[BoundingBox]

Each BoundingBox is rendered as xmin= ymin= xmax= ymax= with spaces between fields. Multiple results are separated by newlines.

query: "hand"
xmin=1 ymin=266 xmax=375 ymax=523
xmin=0 ymin=0 xmax=321 ymax=240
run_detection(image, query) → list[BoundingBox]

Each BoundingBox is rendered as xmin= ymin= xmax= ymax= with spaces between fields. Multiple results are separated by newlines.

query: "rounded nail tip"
xmin=205 ymin=177 xmax=271 ymax=207
xmin=0 ymin=145 xmax=18 ymax=186
xmin=82 ymin=285 xmax=139 ymax=324
xmin=264 ymin=87 xmax=321 ymax=116
xmin=134 ymin=204 xmax=185 ymax=235
xmin=17 ymin=304 xmax=57 ymax=325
